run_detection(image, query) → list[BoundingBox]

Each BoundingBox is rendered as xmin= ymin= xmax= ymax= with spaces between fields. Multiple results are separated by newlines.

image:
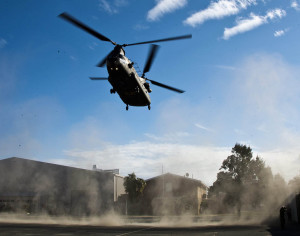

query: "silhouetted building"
xmin=286 ymin=193 xmax=300 ymax=224
xmin=142 ymin=173 xmax=207 ymax=215
xmin=0 ymin=157 xmax=125 ymax=215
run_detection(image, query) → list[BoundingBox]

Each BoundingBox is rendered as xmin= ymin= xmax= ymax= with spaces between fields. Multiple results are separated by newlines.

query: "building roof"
xmin=0 ymin=157 xmax=117 ymax=177
xmin=146 ymin=172 xmax=207 ymax=189
xmin=1 ymin=156 xmax=87 ymax=171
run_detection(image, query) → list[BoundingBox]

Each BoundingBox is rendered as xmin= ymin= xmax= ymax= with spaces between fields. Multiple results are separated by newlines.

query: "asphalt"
xmin=0 ymin=214 xmax=299 ymax=235
xmin=0 ymin=222 xmax=299 ymax=235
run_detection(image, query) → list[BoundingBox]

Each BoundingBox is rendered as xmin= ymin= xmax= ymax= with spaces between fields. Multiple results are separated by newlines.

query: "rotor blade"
xmin=96 ymin=57 xmax=107 ymax=67
xmin=146 ymin=79 xmax=185 ymax=93
xmin=89 ymin=77 xmax=108 ymax=80
xmin=123 ymin=34 xmax=192 ymax=47
xmin=143 ymin=45 xmax=159 ymax=75
xmin=58 ymin=12 xmax=116 ymax=45
xmin=96 ymin=51 xmax=111 ymax=67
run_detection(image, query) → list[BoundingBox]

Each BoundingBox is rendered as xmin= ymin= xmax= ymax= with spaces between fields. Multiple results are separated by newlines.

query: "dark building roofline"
xmin=1 ymin=156 xmax=87 ymax=171
xmin=0 ymin=157 xmax=118 ymax=176
xmin=146 ymin=172 xmax=207 ymax=188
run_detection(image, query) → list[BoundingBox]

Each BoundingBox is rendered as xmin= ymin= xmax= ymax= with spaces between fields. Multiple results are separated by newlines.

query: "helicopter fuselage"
xmin=106 ymin=46 xmax=151 ymax=108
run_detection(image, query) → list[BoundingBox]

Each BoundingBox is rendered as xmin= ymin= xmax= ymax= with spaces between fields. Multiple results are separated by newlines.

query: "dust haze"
xmin=0 ymin=158 xmax=290 ymax=227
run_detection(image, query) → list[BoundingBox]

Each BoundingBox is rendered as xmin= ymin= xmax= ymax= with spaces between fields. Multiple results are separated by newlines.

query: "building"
xmin=0 ymin=157 xmax=125 ymax=215
xmin=142 ymin=173 xmax=207 ymax=215
xmin=286 ymin=193 xmax=300 ymax=224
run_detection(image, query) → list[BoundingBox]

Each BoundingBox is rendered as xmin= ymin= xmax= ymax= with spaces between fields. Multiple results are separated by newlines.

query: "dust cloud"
xmin=0 ymin=157 xmax=296 ymax=227
xmin=0 ymin=212 xmax=124 ymax=226
xmin=0 ymin=211 xmax=279 ymax=227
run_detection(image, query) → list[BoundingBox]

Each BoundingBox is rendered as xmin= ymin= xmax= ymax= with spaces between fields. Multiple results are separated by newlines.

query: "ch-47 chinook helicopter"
xmin=59 ymin=12 xmax=191 ymax=110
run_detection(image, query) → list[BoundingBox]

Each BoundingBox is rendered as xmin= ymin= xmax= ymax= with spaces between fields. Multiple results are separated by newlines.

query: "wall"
xmin=142 ymin=174 xmax=207 ymax=215
xmin=0 ymin=157 xmax=120 ymax=215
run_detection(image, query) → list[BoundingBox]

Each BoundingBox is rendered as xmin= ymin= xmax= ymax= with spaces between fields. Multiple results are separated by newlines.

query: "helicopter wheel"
xmin=148 ymin=105 xmax=151 ymax=110
xmin=126 ymin=105 xmax=129 ymax=111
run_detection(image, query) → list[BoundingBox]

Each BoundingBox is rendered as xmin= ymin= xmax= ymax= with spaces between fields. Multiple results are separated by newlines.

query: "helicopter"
xmin=58 ymin=12 xmax=191 ymax=110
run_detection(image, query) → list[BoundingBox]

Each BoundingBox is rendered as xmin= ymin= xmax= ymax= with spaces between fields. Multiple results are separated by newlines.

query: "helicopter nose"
xmin=107 ymin=57 xmax=117 ymax=66
xmin=107 ymin=57 xmax=122 ymax=72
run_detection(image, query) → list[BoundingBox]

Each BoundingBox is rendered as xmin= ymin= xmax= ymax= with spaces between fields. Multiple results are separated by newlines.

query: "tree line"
xmin=123 ymin=143 xmax=300 ymax=214
xmin=207 ymin=143 xmax=298 ymax=214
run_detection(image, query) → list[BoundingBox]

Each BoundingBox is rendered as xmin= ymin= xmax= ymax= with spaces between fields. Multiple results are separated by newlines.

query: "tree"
xmin=210 ymin=143 xmax=271 ymax=214
xmin=123 ymin=173 xmax=146 ymax=202
xmin=288 ymin=175 xmax=300 ymax=192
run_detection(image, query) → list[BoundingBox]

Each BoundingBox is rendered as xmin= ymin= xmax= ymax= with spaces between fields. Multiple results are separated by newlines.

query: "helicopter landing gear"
xmin=126 ymin=104 xmax=129 ymax=111
xmin=148 ymin=105 xmax=151 ymax=110
xmin=110 ymin=89 xmax=116 ymax=94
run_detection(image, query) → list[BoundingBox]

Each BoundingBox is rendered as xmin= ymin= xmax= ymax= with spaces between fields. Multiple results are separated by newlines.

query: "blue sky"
xmin=1 ymin=0 xmax=300 ymax=185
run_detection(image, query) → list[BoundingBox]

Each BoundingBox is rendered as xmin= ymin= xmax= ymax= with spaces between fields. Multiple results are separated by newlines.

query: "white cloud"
xmin=258 ymin=149 xmax=300 ymax=181
xmin=291 ymin=0 xmax=300 ymax=11
xmin=144 ymin=132 xmax=190 ymax=142
xmin=88 ymin=42 xmax=98 ymax=50
xmin=69 ymin=55 xmax=77 ymax=61
xmin=99 ymin=0 xmax=117 ymax=14
xmin=266 ymin=8 xmax=286 ymax=20
xmin=184 ymin=0 xmax=257 ymax=27
xmin=274 ymin=29 xmax=288 ymax=37
xmin=195 ymin=123 xmax=214 ymax=132
xmin=0 ymin=38 xmax=7 ymax=49
xmin=55 ymin=143 xmax=230 ymax=186
xmin=133 ymin=23 xmax=150 ymax=31
xmin=99 ymin=0 xmax=128 ymax=14
xmin=223 ymin=13 xmax=266 ymax=40
xmin=274 ymin=30 xmax=284 ymax=37
xmin=223 ymin=8 xmax=286 ymax=40
xmin=114 ymin=0 xmax=128 ymax=7
xmin=214 ymin=65 xmax=238 ymax=70
xmin=54 ymin=140 xmax=300 ymax=186
xmin=147 ymin=0 xmax=187 ymax=21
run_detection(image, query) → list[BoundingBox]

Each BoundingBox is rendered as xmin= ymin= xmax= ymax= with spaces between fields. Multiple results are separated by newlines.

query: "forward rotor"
xmin=58 ymin=12 xmax=117 ymax=45
xmin=58 ymin=12 xmax=191 ymax=49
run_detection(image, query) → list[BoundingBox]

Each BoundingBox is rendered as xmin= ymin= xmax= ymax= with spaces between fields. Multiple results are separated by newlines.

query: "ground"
xmin=0 ymin=214 xmax=299 ymax=235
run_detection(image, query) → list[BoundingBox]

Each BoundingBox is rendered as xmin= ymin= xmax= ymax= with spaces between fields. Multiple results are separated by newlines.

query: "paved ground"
xmin=0 ymin=222 xmax=299 ymax=236
xmin=0 ymin=214 xmax=299 ymax=235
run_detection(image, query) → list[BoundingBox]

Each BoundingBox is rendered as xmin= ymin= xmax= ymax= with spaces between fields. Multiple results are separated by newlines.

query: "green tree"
xmin=123 ymin=173 xmax=146 ymax=202
xmin=210 ymin=143 xmax=271 ymax=214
